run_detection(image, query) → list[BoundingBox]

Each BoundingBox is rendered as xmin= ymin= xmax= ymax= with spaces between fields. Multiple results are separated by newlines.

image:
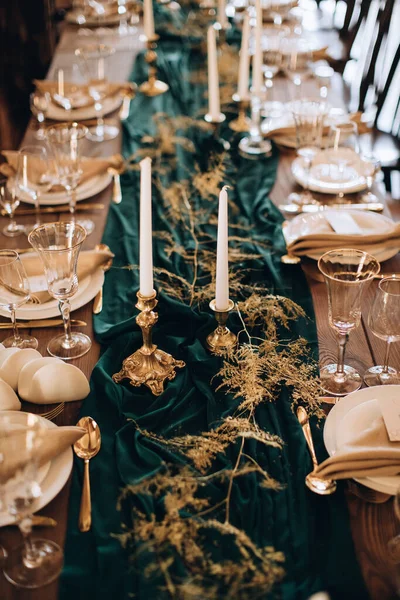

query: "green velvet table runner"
xmin=60 ymin=24 xmax=367 ymax=600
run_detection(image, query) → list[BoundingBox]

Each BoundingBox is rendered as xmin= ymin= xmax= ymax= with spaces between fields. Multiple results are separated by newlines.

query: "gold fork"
xmin=38 ymin=403 xmax=65 ymax=420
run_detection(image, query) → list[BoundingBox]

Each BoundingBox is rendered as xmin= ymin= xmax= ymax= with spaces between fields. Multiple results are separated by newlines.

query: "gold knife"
xmin=2 ymin=203 xmax=105 ymax=217
xmin=279 ymin=202 xmax=384 ymax=215
xmin=0 ymin=319 xmax=87 ymax=329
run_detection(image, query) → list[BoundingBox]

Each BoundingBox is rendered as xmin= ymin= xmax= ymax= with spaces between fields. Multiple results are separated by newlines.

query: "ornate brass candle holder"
xmin=139 ymin=35 xmax=169 ymax=97
xmin=206 ymin=299 xmax=237 ymax=355
xmin=204 ymin=112 xmax=231 ymax=151
xmin=229 ymin=93 xmax=250 ymax=132
xmin=113 ymin=291 xmax=185 ymax=396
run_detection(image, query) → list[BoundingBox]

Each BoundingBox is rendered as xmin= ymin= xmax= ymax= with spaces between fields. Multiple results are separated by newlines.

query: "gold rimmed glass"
xmin=0 ymin=413 xmax=63 ymax=588
xmin=0 ymin=250 xmax=38 ymax=349
xmin=46 ymin=122 xmax=94 ymax=236
xmin=364 ymin=276 xmax=400 ymax=386
xmin=16 ymin=145 xmax=52 ymax=232
xmin=0 ymin=176 xmax=24 ymax=238
xmin=318 ymin=248 xmax=380 ymax=396
xmin=75 ymin=44 xmax=118 ymax=142
xmin=288 ymin=99 xmax=328 ymax=205
xmin=28 ymin=222 xmax=91 ymax=360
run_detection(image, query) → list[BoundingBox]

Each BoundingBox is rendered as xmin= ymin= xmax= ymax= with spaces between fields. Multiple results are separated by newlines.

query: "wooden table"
xmin=1 ymin=11 xmax=399 ymax=600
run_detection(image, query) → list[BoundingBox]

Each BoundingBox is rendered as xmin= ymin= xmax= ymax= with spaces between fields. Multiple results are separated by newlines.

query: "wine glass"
xmin=364 ymin=276 xmax=400 ymax=386
xmin=280 ymin=34 xmax=313 ymax=97
xmin=359 ymin=153 xmax=381 ymax=203
xmin=261 ymin=25 xmax=288 ymax=115
xmin=75 ymin=44 xmax=118 ymax=142
xmin=15 ymin=146 xmax=52 ymax=232
xmin=318 ymin=248 xmax=380 ymax=396
xmin=0 ymin=176 xmax=24 ymax=237
xmin=0 ymin=250 xmax=38 ymax=349
xmin=29 ymin=91 xmax=50 ymax=141
xmin=0 ymin=412 xmax=63 ymax=588
xmin=46 ymin=122 xmax=94 ymax=236
xmin=28 ymin=222 xmax=92 ymax=360
xmin=328 ymin=121 xmax=359 ymax=181
xmin=288 ymin=99 xmax=328 ymax=205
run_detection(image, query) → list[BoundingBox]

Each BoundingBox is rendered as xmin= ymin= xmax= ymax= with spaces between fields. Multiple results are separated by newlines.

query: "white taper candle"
xmin=215 ymin=186 xmax=230 ymax=311
xmin=253 ymin=0 xmax=263 ymax=97
xmin=207 ymin=26 xmax=221 ymax=120
xmin=139 ymin=157 xmax=154 ymax=297
xmin=237 ymin=13 xmax=250 ymax=100
xmin=144 ymin=0 xmax=155 ymax=40
xmin=218 ymin=0 xmax=227 ymax=28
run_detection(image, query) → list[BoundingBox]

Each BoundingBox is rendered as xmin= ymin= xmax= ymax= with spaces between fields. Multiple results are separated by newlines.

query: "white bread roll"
xmin=18 ymin=357 xmax=63 ymax=401
xmin=0 ymin=379 xmax=21 ymax=410
xmin=21 ymin=362 xmax=90 ymax=404
xmin=0 ymin=348 xmax=42 ymax=390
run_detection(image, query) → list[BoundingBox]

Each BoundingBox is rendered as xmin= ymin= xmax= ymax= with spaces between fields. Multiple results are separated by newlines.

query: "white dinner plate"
xmin=0 ymin=411 xmax=73 ymax=527
xmin=282 ymin=210 xmax=400 ymax=262
xmin=324 ymin=385 xmax=400 ymax=495
xmin=292 ymin=149 xmax=368 ymax=194
xmin=46 ymin=93 xmax=122 ymax=121
xmin=0 ymin=253 xmax=104 ymax=321
xmin=11 ymin=172 xmax=112 ymax=206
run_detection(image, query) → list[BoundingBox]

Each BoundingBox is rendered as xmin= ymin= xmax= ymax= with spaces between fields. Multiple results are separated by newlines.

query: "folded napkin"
xmin=267 ymin=112 xmax=370 ymax=139
xmin=34 ymin=79 xmax=134 ymax=106
xmin=21 ymin=248 xmax=114 ymax=304
xmin=1 ymin=151 xmax=124 ymax=193
xmin=316 ymin=415 xmax=400 ymax=480
xmin=0 ymin=425 xmax=85 ymax=482
xmin=284 ymin=211 xmax=400 ymax=257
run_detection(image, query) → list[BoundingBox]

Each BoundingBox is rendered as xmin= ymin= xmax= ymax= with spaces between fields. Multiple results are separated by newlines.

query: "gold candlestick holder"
xmin=229 ymin=93 xmax=251 ymax=132
xmin=113 ymin=291 xmax=185 ymax=396
xmin=206 ymin=299 xmax=237 ymax=355
xmin=204 ymin=112 xmax=231 ymax=151
xmin=139 ymin=35 xmax=169 ymax=97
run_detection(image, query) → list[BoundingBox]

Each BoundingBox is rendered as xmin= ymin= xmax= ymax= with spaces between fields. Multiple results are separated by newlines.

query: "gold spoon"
xmin=73 ymin=416 xmax=101 ymax=532
xmin=93 ymin=244 xmax=114 ymax=315
xmin=296 ymin=406 xmax=337 ymax=496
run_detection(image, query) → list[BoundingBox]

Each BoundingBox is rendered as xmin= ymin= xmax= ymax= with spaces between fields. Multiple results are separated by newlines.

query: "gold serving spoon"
xmin=73 ymin=416 xmax=101 ymax=532
xmin=296 ymin=406 xmax=337 ymax=495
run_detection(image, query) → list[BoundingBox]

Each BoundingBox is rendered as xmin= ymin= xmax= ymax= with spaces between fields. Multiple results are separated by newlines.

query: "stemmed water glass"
xmin=318 ymin=249 xmax=380 ymax=396
xmin=288 ymin=98 xmax=328 ymax=205
xmin=29 ymin=91 xmax=50 ymax=141
xmin=261 ymin=25 xmax=288 ymax=115
xmin=0 ymin=250 xmax=38 ymax=349
xmin=359 ymin=153 xmax=381 ymax=203
xmin=280 ymin=34 xmax=313 ymax=98
xmin=0 ymin=177 xmax=24 ymax=237
xmin=75 ymin=44 xmax=118 ymax=142
xmin=46 ymin=122 xmax=94 ymax=236
xmin=364 ymin=276 xmax=400 ymax=386
xmin=15 ymin=146 xmax=52 ymax=232
xmin=28 ymin=222 xmax=92 ymax=360
xmin=0 ymin=413 xmax=63 ymax=588
xmin=328 ymin=121 xmax=359 ymax=183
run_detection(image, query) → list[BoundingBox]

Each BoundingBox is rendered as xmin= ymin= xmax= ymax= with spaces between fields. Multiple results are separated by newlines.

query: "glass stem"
xmin=95 ymin=102 xmax=104 ymax=138
xmin=67 ymin=186 xmax=76 ymax=220
xmin=10 ymin=308 xmax=21 ymax=345
xmin=336 ymin=332 xmax=348 ymax=376
xmin=382 ymin=340 xmax=391 ymax=374
xmin=34 ymin=193 xmax=41 ymax=228
xmin=19 ymin=516 xmax=41 ymax=569
xmin=250 ymin=96 xmax=262 ymax=143
xmin=59 ymin=299 xmax=74 ymax=347
xmin=304 ymin=157 xmax=312 ymax=193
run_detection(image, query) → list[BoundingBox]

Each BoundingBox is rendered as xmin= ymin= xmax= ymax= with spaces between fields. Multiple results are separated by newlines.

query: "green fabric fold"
xmin=60 ymin=21 xmax=367 ymax=600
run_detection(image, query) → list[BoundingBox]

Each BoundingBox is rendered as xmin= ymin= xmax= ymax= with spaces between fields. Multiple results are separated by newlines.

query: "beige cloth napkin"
xmin=21 ymin=249 xmax=114 ymax=304
xmin=284 ymin=212 xmax=400 ymax=257
xmin=316 ymin=416 xmax=400 ymax=480
xmin=267 ymin=112 xmax=369 ymax=139
xmin=1 ymin=151 xmax=124 ymax=193
xmin=0 ymin=425 xmax=85 ymax=481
